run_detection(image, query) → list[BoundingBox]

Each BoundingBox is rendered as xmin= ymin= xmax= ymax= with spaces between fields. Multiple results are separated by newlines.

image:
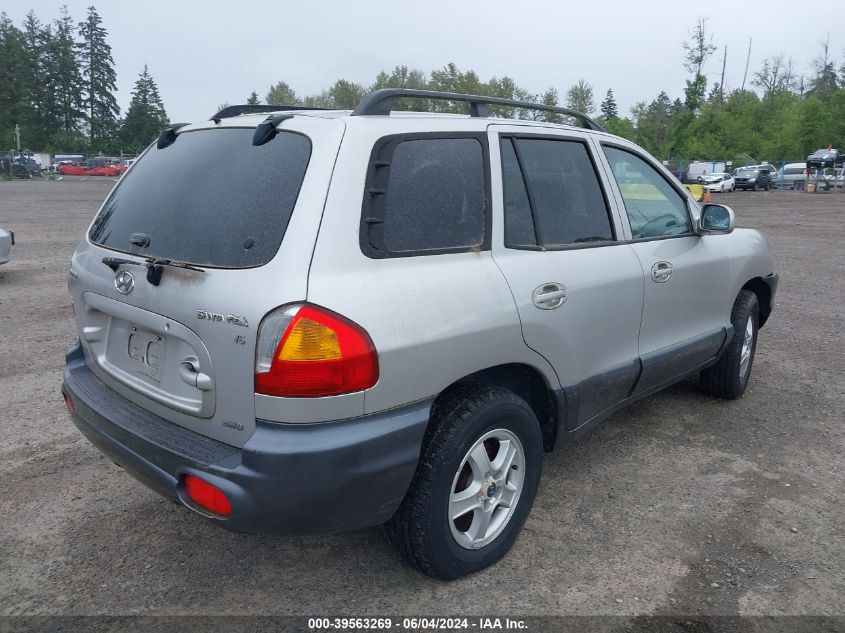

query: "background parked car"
xmin=734 ymin=166 xmax=772 ymax=190
xmin=700 ymin=172 xmax=735 ymax=192
xmin=0 ymin=226 xmax=14 ymax=265
xmin=686 ymin=161 xmax=726 ymax=183
xmin=756 ymin=164 xmax=777 ymax=183
xmin=776 ymin=163 xmax=807 ymax=189
xmin=58 ymin=160 xmax=126 ymax=177
xmin=806 ymin=148 xmax=842 ymax=169
xmin=1 ymin=156 xmax=41 ymax=178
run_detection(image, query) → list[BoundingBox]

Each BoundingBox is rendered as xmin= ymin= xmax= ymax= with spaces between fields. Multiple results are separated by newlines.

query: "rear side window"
xmin=500 ymin=137 xmax=614 ymax=248
xmin=360 ymin=135 xmax=488 ymax=257
xmin=89 ymin=129 xmax=311 ymax=268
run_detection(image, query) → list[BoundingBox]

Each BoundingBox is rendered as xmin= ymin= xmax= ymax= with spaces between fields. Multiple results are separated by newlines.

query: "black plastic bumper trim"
xmin=63 ymin=342 xmax=432 ymax=535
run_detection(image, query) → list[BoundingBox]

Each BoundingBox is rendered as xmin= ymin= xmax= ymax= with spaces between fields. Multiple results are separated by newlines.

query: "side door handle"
xmin=651 ymin=261 xmax=673 ymax=283
xmin=532 ymin=283 xmax=567 ymax=309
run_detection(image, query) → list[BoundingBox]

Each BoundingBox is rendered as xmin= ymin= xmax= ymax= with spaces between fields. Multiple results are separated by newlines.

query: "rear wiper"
xmin=101 ymin=256 xmax=204 ymax=286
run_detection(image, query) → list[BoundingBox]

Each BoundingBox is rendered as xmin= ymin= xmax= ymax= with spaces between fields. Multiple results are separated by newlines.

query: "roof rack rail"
xmin=350 ymin=89 xmax=606 ymax=132
xmin=209 ymin=104 xmax=331 ymax=121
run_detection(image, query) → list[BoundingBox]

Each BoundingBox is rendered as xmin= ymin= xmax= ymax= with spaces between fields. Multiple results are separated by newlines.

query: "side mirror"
xmin=699 ymin=203 xmax=735 ymax=234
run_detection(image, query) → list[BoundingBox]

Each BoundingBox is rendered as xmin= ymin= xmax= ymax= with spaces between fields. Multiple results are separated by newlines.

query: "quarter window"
xmin=602 ymin=146 xmax=692 ymax=239
xmin=361 ymin=136 xmax=486 ymax=257
xmin=500 ymin=137 xmax=614 ymax=248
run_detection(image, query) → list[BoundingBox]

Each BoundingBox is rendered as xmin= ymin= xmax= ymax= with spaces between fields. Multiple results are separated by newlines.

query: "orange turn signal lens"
xmin=279 ymin=317 xmax=342 ymax=361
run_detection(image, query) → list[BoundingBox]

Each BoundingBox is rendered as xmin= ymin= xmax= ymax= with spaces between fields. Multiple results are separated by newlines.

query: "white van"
xmin=776 ymin=163 xmax=807 ymax=189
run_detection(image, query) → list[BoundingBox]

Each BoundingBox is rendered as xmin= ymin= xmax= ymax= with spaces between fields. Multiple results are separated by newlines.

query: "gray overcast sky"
xmin=5 ymin=0 xmax=841 ymax=121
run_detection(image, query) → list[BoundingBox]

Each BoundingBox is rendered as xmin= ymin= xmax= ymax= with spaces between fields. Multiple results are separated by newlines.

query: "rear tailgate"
xmin=68 ymin=116 xmax=345 ymax=447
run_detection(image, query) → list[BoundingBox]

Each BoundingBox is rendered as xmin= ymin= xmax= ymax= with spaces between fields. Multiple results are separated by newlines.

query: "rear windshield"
xmin=89 ymin=128 xmax=311 ymax=268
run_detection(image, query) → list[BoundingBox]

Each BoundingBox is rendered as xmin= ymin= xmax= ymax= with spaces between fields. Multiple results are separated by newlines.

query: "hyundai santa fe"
xmin=63 ymin=89 xmax=778 ymax=580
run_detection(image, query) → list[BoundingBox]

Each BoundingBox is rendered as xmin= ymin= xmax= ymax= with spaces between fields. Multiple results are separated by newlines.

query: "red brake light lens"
xmin=255 ymin=304 xmax=378 ymax=397
xmin=62 ymin=391 xmax=75 ymax=413
xmin=183 ymin=475 xmax=231 ymax=517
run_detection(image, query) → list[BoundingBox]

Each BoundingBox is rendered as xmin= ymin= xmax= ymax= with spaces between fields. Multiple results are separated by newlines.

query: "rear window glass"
xmin=362 ymin=136 xmax=486 ymax=256
xmin=89 ymin=128 xmax=311 ymax=268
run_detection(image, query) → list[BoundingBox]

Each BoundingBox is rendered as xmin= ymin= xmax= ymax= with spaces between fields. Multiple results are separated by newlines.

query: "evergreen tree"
xmin=600 ymin=89 xmax=618 ymax=119
xmin=79 ymin=6 xmax=119 ymax=148
xmin=246 ymin=90 xmax=260 ymax=105
xmin=19 ymin=11 xmax=55 ymax=148
xmin=46 ymin=6 xmax=85 ymax=146
xmin=0 ymin=13 xmax=28 ymax=149
xmin=120 ymin=65 xmax=169 ymax=151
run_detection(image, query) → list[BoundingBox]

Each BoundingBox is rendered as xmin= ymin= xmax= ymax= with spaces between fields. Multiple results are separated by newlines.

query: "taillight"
xmin=183 ymin=475 xmax=231 ymax=517
xmin=255 ymin=303 xmax=378 ymax=397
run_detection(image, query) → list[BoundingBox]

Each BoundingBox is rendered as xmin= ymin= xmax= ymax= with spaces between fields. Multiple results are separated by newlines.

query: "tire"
xmin=387 ymin=385 xmax=543 ymax=580
xmin=700 ymin=290 xmax=759 ymax=399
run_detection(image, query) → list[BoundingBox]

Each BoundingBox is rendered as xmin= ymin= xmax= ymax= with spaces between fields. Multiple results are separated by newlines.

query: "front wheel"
xmin=700 ymin=290 xmax=759 ymax=399
xmin=387 ymin=385 xmax=543 ymax=580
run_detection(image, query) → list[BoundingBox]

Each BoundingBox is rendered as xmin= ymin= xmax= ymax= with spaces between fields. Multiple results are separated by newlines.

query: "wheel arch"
xmin=430 ymin=363 xmax=559 ymax=452
xmin=741 ymin=277 xmax=772 ymax=327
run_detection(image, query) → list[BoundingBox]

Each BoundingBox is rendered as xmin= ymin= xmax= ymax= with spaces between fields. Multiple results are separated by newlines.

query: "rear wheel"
xmin=700 ymin=290 xmax=759 ymax=399
xmin=387 ymin=385 xmax=542 ymax=580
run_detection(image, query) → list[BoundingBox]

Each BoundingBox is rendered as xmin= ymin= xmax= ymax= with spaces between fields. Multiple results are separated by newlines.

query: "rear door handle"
xmin=533 ymin=283 xmax=567 ymax=309
xmin=651 ymin=261 xmax=673 ymax=283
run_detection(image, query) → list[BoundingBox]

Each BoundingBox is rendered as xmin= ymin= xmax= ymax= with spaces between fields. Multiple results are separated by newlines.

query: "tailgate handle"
xmin=179 ymin=360 xmax=212 ymax=391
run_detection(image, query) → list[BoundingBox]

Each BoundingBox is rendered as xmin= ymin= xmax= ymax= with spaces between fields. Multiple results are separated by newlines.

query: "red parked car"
xmin=58 ymin=161 xmax=126 ymax=177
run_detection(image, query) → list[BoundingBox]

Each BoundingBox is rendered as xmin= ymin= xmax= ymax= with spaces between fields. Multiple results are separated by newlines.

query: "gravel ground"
xmin=0 ymin=179 xmax=843 ymax=620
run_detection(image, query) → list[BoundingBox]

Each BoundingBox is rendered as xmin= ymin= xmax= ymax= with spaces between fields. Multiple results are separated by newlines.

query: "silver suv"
xmin=63 ymin=89 xmax=778 ymax=580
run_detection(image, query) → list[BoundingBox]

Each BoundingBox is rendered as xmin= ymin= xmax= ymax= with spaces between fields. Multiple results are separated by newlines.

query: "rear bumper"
xmin=62 ymin=342 xmax=431 ymax=535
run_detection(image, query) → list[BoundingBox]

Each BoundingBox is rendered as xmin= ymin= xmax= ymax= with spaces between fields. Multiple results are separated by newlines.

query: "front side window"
xmin=602 ymin=145 xmax=692 ymax=239
xmin=500 ymin=137 xmax=614 ymax=248
xmin=361 ymin=136 xmax=487 ymax=257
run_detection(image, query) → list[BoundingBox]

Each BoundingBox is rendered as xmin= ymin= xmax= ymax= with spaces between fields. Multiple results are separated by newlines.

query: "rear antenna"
xmin=252 ymin=113 xmax=293 ymax=146
xmin=156 ymin=122 xmax=190 ymax=149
